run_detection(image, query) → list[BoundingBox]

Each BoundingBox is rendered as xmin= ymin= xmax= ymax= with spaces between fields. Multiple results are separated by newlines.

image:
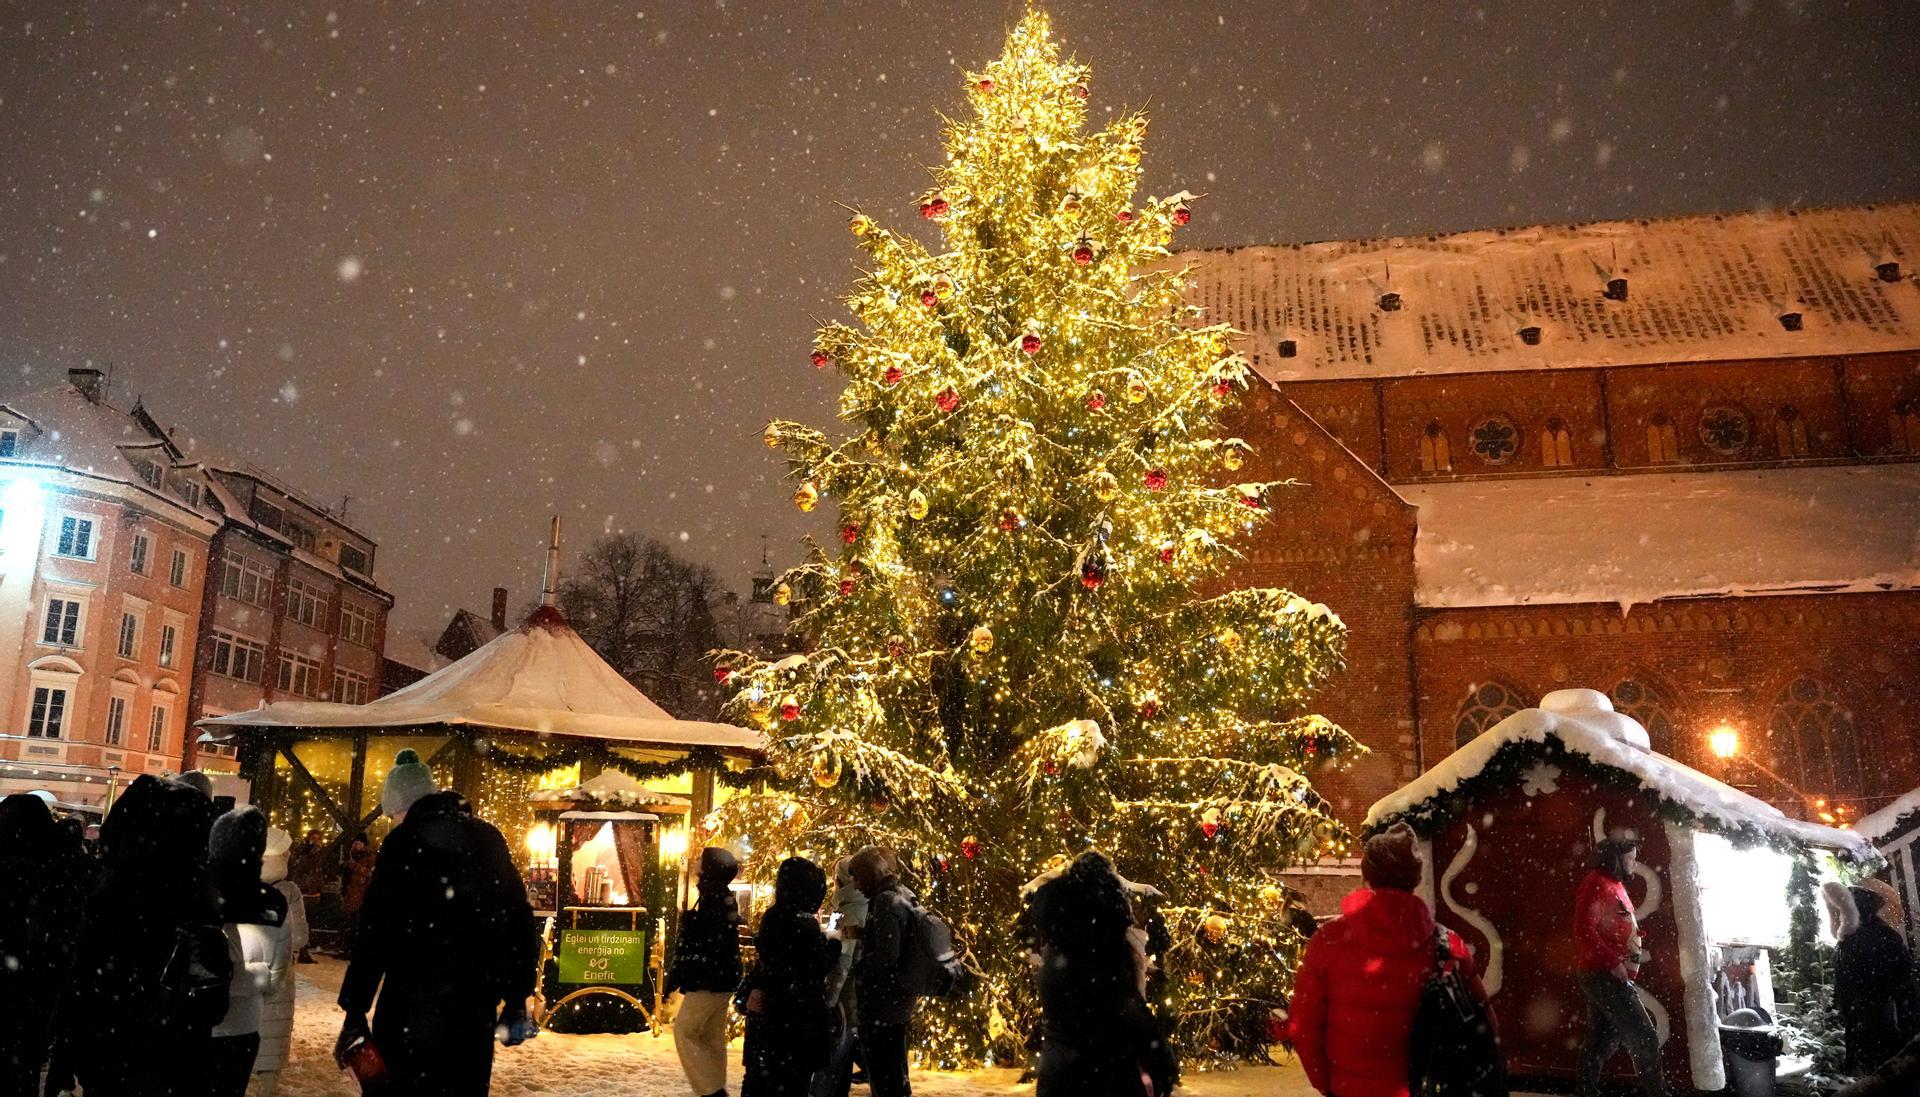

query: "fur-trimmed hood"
xmin=1826 ymin=880 xmax=1862 ymax=938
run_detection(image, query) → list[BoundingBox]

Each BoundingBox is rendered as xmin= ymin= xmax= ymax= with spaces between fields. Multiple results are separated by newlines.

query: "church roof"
xmin=1178 ymin=202 xmax=1920 ymax=382
xmin=202 ymin=604 xmax=762 ymax=752
xmin=1401 ymin=463 xmax=1920 ymax=610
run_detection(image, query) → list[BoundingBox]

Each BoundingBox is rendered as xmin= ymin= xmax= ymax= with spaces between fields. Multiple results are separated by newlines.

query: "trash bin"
xmin=1720 ymin=1007 xmax=1784 ymax=1097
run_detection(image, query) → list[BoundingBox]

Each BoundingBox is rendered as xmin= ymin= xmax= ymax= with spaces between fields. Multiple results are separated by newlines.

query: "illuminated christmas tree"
xmin=713 ymin=10 xmax=1357 ymax=1065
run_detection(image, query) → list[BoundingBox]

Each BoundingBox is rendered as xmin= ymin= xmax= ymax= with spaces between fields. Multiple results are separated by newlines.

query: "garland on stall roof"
xmin=481 ymin=742 xmax=776 ymax=789
xmin=1365 ymin=737 xmax=1875 ymax=861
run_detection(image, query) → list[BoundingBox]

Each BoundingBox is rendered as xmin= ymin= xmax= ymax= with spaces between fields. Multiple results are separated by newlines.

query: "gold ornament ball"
xmin=1203 ymin=912 xmax=1230 ymax=943
xmin=1093 ymin=469 xmax=1119 ymax=501
xmin=763 ymin=424 xmax=781 ymax=449
xmin=934 ymin=272 xmax=956 ymax=300
xmin=1222 ymin=446 xmax=1245 ymax=471
xmin=907 ymin=488 xmax=930 ymax=521
xmin=849 ymin=214 xmax=874 ymax=236
xmin=795 ymin=482 xmax=820 ymax=513
xmin=1218 ymin=628 xmax=1242 ymax=652
xmin=812 ymin=754 xmax=843 ymax=788
xmin=773 ymin=582 xmax=793 ymax=606
xmin=1126 ymin=376 xmax=1149 ymax=404
xmin=1259 ymin=883 xmax=1285 ymax=908
xmin=969 ymin=624 xmax=994 ymax=654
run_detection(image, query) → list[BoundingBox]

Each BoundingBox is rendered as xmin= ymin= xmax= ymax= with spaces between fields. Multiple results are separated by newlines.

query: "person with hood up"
xmin=667 ymin=847 xmax=745 ymax=1097
xmin=0 ymin=794 xmax=62 ymax=1097
xmin=1574 ymin=831 xmax=1663 ymax=1097
xmin=334 ymin=750 xmax=537 ymax=1097
xmin=1826 ymin=880 xmax=1920 ymax=1075
xmin=1289 ymin=823 xmax=1491 ymax=1097
xmin=253 ymin=825 xmax=309 ymax=1097
xmin=53 ymin=774 xmax=227 ymax=1097
xmin=1027 ymin=851 xmax=1179 ymax=1097
xmin=207 ymin=805 xmax=292 ymax=1097
xmin=846 ymin=846 xmax=918 ymax=1097
xmin=739 ymin=856 xmax=837 ymax=1097
xmin=809 ymin=856 xmax=869 ymax=1097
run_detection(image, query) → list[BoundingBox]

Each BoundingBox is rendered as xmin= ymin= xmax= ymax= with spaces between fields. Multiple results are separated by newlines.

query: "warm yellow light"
xmin=525 ymin=821 xmax=556 ymax=861
xmin=1708 ymin=725 xmax=1740 ymax=759
xmin=659 ymin=826 xmax=689 ymax=864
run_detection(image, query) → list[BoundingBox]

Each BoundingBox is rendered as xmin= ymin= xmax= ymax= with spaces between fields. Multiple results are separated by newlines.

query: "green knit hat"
xmin=380 ymin=749 xmax=437 ymax=817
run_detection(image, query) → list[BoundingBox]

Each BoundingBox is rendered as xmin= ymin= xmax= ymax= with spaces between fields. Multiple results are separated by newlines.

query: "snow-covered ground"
xmin=271 ymin=958 xmax=1320 ymax=1097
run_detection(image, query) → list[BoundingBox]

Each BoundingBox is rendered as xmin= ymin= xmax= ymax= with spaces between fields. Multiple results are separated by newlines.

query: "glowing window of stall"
xmin=1693 ymin=831 xmax=1797 ymax=946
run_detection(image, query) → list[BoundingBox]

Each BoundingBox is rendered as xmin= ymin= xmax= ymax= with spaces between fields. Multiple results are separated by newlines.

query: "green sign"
xmin=557 ymin=928 xmax=650 ymax=986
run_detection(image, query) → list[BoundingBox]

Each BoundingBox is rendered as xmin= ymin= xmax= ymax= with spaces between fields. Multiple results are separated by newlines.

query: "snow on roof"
xmin=1856 ymin=786 xmax=1920 ymax=843
xmin=203 ymin=605 xmax=763 ymax=753
xmin=1402 ymin=464 xmax=1920 ymax=610
xmin=1367 ymin=688 xmax=1870 ymax=856
xmin=381 ymin=627 xmax=451 ymax=675
xmin=1176 ymin=202 xmax=1920 ymax=382
xmin=0 ymin=385 xmax=217 ymax=521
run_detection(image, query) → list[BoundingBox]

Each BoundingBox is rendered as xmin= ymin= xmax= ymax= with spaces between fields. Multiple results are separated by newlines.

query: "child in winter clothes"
xmin=667 ymin=847 xmax=744 ymax=1097
xmin=208 ymin=806 xmax=292 ymax=1097
xmin=1289 ymin=823 xmax=1491 ymax=1097
xmin=253 ymin=825 xmax=309 ymax=1097
xmin=740 ymin=857 xmax=838 ymax=1097
xmin=1826 ymin=881 xmax=1920 ymax=1076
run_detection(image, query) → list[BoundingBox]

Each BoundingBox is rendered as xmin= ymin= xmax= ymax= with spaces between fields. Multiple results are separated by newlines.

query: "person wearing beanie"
xmin=1827 ymin=881 xmax=1920 ymax=1075
xmin=1573 ymin=831 xmax=1665 ymax=1097
xmin=208 ymin=806 xmax=292 ymax=1097
xmin=1287 ymin=822 xmax=1492 ymax=1097
xmin=668 ymin=846 xmax=744 ymax=1097
xmin=253 ymin=826 xmax=309 ymax=1097
xmin=334 ymin=750 xmax=537 ymax=1096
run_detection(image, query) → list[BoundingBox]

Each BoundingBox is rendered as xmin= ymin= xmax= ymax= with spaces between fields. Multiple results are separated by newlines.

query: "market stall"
xmin=199 ymin=599 xmax=768 ymax=1031
xmin=1856 ymin=787 xmax=1920 ymax=948
xmin=1366 ymin=688 xmax=1870 ymax=1094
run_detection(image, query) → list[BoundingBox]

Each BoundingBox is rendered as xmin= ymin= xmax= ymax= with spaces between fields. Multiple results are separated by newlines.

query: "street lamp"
xmin=1708 ymin=723 xmax=1740 ymax=760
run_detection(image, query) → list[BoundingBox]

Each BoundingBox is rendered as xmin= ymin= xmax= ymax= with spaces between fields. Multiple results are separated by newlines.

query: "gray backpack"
xmin=897 ymin=893 xmax=973 ymax=999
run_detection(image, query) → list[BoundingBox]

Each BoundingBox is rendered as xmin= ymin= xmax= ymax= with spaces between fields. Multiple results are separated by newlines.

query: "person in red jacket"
xmin=1574 ymin=832 xmax=1665 ymax=1097
xmin=1288 ymin=822 xmax=1491 ymax=1097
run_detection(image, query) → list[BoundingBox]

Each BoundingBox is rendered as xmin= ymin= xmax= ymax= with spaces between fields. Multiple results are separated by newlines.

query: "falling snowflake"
xmin=1521 ymin=761 xmax=1561 ymax=797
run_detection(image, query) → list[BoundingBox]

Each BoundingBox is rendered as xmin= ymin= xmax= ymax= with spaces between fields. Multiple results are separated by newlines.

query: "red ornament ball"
xmin=1071 ymin=82 xmax=1089 ymax=99
xmin=1201 ymin=820 xmax=1220 ymax=840
xmin=1115 ymin=208 xmax=1134 ymax=224
xmin=841 ymin=524 xmax=860 ymax=544
xmin=780 ymin=699 xmax=801 ymax=722
xmin=935 ymin=387 xmax=961 ymax=413
xmin=1044 ymin=760 xmax=1060 ymax=777
xmin=1140 ymin=699 xmax=1160 ymax=720
xmin=883 ymin=365 xmax=904 ymax=386
xmin=920 ymin=196 xmax=950 ymax=219
xmin=1086 ymin=390 xmax=1107 ymax=411
xmin=1240 ymin=491 xmax=1264 ymax=509
xmin=1213 ymin=379 xmax=1233 ymax=397
xmin=1158 ymin=543 xmax=1175 ymax=564
xmin=1265 ymin=1011 xmax=1288 ymax=1044
xmin=838 ymin=577 xmax=856 ymax=596
xmin=713 ymin=665 xmax=732 ymax=684
xmin=960 ymin=835 xmax=981 ymax=860
xmin=1080 ymin=562 xmax=1106 ymax=591
xmin=1144 ymin=467 xmax=1168 ymax=492
xmin=810 ymin=350 xmax=830 ymax=368
xmin=920 ymin=289 xmax=939 ymax=308
xmin=977 ymin=78 xmax=994 ymax=92
xmin=1172 ymin=203 xmax=1192 ymax=227
xmin=1072 ymin=243 xmax=1094 ymax=265
xmin=1020 ymin=333 xmax=1043 ymax=355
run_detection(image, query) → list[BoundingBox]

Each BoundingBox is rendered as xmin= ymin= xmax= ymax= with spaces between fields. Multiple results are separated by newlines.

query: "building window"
xmin=27 ymin=685 xmax=69 ymax=738
xmin=339 ymin=600 xmax=377 ymax=647
xmin=1698 ymin=405 xmax=1753 ymax=456
xmin=277 ymin=653 xmax=323 ymax=698
xmin=105 ymin=695 xmax=128 ymax=746
xmin=55 ymin=515 xmax=96 ymax=559
xmin=1647 ymin=413 xmax=1681 ymax=464
xmin=1769 ymin=678 xmax=1863 ymax=800
xmin=116 ymin=611 xmax=140 ymax=659
xmin=159 ymin=623 xmax=178 ymax=668
xmin=1453 ymin=681 xmax=1527 ymax=748
xmin=287 ymin=522 xmax=318 ymax=553
xmin=171 ymin=478 xmax=202 ymax=508
xmin=136 ymin=460 xmax=164 ymax=489
xmin=42 ymin=598 xmax=82 ymax=647
xmin=169 ymin=548 xmax=189 ymax=588
xmin=220 ymin=556 xmax=276 ymax=607
xmin=249 ymin=497 xmax=284 ymax=532
xmin=147 ymin=704 xmax=169 ymax=753
xmin=1774 ymin=406 xmax=1810 ymax=458
xmin=285 ymin=579 xmax=325 ymax=627
xmin=1890 ymin=399 xmax=1920 ymax=454
xmin=0 ymin=429 xmax=17 ymax=457
xmin=1419 ymin=422 xmax=1452 ymax=473
xmin=211 ymin=630 xmax=268 ymax=684
xmin=1610 ymin=678 xmax=1676 ymax=755
xmin=130 ymin=532 xmax=153 ymax=576
xmin=338 ymin=543 xmax=371 ymax=575
xmin=1468 ymin=416 xmax=1520 ymax=465
xmin=332 ymin=668 xmax=371 ymax=705
xmin=1541 ymin=417 xmax=1574 ymax=467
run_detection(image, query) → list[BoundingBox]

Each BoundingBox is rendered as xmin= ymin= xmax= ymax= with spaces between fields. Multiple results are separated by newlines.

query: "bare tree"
xmin=557 ymin=534 xmax=727 ymax=720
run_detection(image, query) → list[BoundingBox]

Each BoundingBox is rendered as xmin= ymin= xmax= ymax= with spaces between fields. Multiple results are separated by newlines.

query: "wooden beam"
xmin=278 ymin=744 xmax=352 ymax=834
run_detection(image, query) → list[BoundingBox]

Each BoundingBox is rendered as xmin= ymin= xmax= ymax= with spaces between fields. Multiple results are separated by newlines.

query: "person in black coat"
xmin=1028 ymin=851 xmax=1179 ymax=1097
xmin=740 ymin=857 xmax=838 ymax=1097
xmin=334 ymin=752 xmax=537 ymax=1097
xmin=53 ymin=775 xmax=226 ymax=1097
xmin=0 ymin=794 xmax=62 ymax=1097
xmin=1828 ymin=882 xmax=1919 ymax=1075
xmin=668 ymin=847 xmax=744 ymax=1097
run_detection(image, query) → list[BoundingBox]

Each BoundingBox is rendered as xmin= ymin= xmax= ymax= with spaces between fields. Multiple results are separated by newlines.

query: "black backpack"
xmin=1408 ymin=925 xmax=1507 ymax=1097
xmin=159 ymin=921 xmax=233 ymax=1031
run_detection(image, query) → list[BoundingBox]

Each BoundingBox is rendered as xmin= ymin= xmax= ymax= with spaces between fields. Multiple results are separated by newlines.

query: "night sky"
xmin=3 ymin=1 xmax=1916 ymax=631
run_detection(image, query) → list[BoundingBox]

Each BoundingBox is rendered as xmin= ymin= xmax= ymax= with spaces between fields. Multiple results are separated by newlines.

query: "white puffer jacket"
xmin=213 ymin=916 xmax=293 ymax=1038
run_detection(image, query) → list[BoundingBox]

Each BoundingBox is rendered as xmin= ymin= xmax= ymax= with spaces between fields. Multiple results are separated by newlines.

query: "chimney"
xmin=490 ymin=587 xmax=508 ymax=632
xmin=69 ymin=368 xmax=106 ymax=404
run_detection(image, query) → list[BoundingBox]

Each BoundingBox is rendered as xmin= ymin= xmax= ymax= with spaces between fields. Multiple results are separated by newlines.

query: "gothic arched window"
xmin=1541 ymin=416 xmax=1574 ymax=467
xmin=1767 ymin=678 xmax=1863 ymax=800
xmin=1610 ymin=678 xmax=1677 ymax=756
xmin=1420 ymin=421 xmax=1452 ymax=473
xmin=1774 ymin=405 xmax=1810 ymax=458
xmin=1647 ymin=413 xmax=1680 ymax=464
xmin=1891 ymin=399 xmax=1920 ymax=455
xmin=1454 ymin=681 xmax=1527 ymax=749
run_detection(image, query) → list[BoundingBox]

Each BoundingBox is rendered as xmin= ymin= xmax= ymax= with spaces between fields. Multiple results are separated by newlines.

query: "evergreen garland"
xmin=1776 ymin=855 xmax=1850 ymax=1090
xmin=482 ymin=742 xmax=775 ymax=790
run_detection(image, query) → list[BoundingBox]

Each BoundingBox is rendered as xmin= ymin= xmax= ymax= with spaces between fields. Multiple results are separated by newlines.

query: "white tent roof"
xmin=201 ymin=605 xmax=762 ymax=753
xmin=1367 ymin=688 xmax=1869 ymax=856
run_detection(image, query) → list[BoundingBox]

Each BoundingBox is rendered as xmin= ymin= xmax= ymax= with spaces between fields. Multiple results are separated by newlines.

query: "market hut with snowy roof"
xmin=1366 ymin=687 xmax=1871 ymax=1094
xmin=1856 ymin=787 xmax=1920 ymax=948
